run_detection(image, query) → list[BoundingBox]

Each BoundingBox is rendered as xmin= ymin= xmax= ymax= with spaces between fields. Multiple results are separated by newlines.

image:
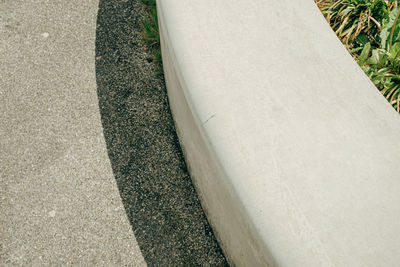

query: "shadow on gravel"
xmin=95 ymin=0 xmax=228 ymax=265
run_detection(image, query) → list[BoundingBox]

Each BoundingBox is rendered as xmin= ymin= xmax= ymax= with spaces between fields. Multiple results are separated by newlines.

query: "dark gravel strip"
xmin=95 ymin=0 xmax=228 ymax=265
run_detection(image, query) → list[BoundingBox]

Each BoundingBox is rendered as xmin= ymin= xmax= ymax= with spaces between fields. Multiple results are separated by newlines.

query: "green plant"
xmin=141 ymin=0 xmax=163 ymax=75
xmin=379 ymin=2 xmax=400 ymax=49
xmin=317 ymin=0 xmax=400 ymax=112
xmin=389 ymin=2 xmax=400 ymax=48
xmin=317 ymin=0 xmax=390 ymax=48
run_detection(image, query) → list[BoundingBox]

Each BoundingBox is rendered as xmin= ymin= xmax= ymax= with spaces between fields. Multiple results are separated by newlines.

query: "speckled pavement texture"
xmin=95 ymin=0 xmax=228 ymax=266
xmin=0 ymin=0 xmax=145 ymax=265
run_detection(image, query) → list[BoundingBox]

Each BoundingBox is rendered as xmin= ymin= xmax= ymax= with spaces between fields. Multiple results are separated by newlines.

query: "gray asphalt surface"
xmin=0 ymin=0 xmax=145 ymax=265
xmin=95 ymin=0 xmax=228 ymax=266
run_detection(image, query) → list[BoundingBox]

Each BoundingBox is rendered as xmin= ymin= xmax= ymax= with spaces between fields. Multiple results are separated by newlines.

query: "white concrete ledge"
xmin=157 ymin=0 xmax=400 ymax=266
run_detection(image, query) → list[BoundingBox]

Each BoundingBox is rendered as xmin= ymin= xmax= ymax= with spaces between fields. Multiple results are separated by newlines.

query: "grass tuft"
xmin=140 ymin=0 xmax=163 ymax=76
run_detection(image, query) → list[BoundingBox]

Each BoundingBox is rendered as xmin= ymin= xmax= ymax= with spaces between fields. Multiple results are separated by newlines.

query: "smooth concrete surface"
xmin=158 ymin=0 xmax=400 ymax=266
xmin=0 ymin=0 xmax=145 ymax=265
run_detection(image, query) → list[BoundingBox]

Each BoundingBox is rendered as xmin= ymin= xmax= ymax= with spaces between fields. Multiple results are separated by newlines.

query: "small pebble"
xmin=41 ymin=32 xmax=49 ymax=38
xmin=48 ymin=210 xmax=56 ymax=217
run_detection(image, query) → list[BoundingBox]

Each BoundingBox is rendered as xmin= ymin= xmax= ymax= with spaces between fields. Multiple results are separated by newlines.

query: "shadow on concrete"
xmin=95 ymin=0 xmax=228 ymax=265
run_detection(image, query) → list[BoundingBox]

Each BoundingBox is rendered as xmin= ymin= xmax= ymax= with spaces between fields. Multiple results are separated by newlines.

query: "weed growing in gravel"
xmin=316 ymin=0 xmax=400 ymax=112
xmin=141 ymin=0 xmax=163 ymax=75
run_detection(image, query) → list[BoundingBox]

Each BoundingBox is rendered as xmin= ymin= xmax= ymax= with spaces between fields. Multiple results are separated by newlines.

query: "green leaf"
xmin=380 ymin=7 xmax=400 ymax=50
xmin=355 ymin=34 xmax=370 ymax=46
xmin=380 ymin=27 xmax=390 ymax=50
xmin=370 ymin=0 xmax=388 ymax=22
xmin=366 ymin=48 xmax=387 ymax=67
xmin=358 ymin=42 xmax=370 ymax=65
xmin=389 ymin=42 xmax=400 ymax=60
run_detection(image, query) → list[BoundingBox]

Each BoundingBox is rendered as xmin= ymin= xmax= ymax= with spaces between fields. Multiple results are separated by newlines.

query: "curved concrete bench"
xmin=157 ymin=0 xmax=400 ymax=266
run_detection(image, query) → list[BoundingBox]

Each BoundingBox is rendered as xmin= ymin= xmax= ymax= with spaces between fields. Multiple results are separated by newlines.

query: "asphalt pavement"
xmin=1 ymin=0 xmax=145 ymax=265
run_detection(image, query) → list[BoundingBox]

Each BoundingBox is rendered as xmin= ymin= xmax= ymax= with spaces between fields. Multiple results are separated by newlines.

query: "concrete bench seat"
xmin=157 ymin=0 xmax=400 ymax=266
